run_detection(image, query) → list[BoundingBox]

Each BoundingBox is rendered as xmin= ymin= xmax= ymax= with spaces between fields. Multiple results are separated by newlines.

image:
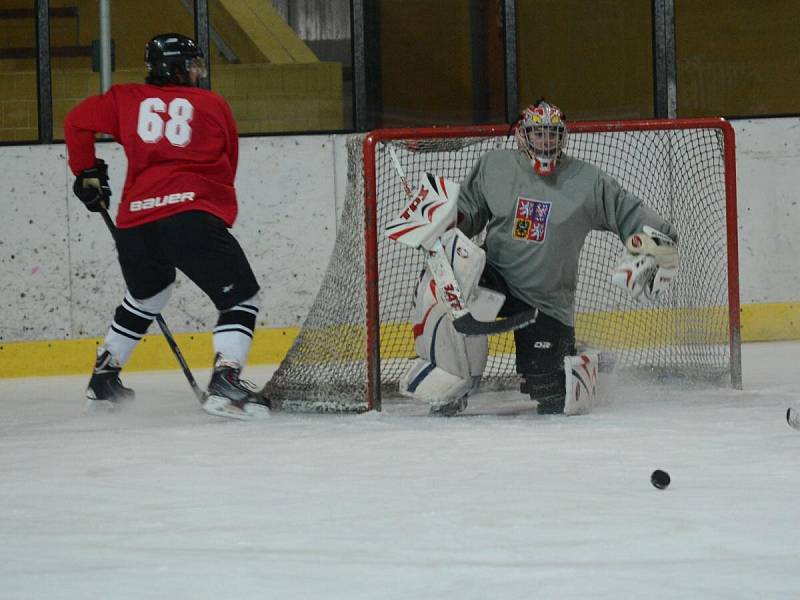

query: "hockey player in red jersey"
xmin=65 ymin=33 xmax=267 ymax=420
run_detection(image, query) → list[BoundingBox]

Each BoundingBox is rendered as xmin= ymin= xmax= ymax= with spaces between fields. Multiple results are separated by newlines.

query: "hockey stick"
xmin=98 ymin=208 xmax=206 ymax=404
xmin=386 ymin=144 xmax=538 ymax=336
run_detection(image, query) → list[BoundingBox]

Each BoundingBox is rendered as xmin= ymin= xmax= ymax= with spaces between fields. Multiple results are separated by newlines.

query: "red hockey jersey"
xmin=64 ymin=83 xmax=239 ymax=229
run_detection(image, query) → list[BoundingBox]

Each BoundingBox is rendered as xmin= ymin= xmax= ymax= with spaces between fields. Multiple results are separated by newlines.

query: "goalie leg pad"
xmin=440 ymin=228 xmax=485 ymax=302
xmin=563 ymin=352 xmax=599 ymax=415
xmin=411 ymin=259 xmax=504 ymax=382
xmin=400 ymin=358 xmax=479 ymax=415
xmin=469 ymin=286 xmax=506 ymax=322
xmin=404 ymin=287 xmax=502 ymax=413
xmin=404 ymin=235 xmax=504 ymax=412
xmin=405 ymin=302 xmax=489 ymax=416
xmin=412 ymin=303 xmax=487 ymax=380
xmin=411 ymin=288 xmax=504 ymax=381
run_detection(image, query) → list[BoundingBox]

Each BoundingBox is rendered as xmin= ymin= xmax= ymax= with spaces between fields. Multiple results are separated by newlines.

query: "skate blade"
xmin=202 ymin=395 xmax=270 ymax=421
xmin=84 ymin=397 xmax=120 ymax=414
xmin=428 ymin=397 xmax=468 ymax=417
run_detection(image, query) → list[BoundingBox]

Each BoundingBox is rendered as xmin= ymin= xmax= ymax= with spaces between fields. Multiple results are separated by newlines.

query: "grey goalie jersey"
xmin=457 ymin=149 xmax=678 ymax=327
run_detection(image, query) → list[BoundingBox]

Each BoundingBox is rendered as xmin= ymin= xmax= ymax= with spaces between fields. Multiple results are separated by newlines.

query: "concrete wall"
xmin=0 ymin=117 xmax=798 ymax=355
xmin=734 ymin=118 xmax=800 ymax=304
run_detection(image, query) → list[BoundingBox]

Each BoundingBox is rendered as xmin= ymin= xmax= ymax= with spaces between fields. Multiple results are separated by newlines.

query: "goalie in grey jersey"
xmin=396 ymin=99 xmax=678 ymax=416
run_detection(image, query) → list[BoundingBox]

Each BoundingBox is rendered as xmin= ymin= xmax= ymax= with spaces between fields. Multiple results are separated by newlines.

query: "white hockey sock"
xmin=102 ymin=286 xmax=173 ymax=367
xmin=213 ymin=293 xmax=260 ymax=366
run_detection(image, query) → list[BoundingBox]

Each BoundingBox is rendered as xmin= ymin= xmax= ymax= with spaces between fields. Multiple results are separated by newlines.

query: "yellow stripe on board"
xmin=384 ymin=305 xmax=736 ymax=357
xmin=741 ymin=301 xmax=799 ymax=341
xmin=575 ymin=305 xmax=731 ymax=348
xmin=0 ymin=328 xmax=299 ymax=379
xmin=1 ymin=302 xmax=798 ymax=378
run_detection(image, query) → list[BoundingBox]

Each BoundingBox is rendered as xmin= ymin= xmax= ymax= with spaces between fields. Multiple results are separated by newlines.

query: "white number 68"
xmin=137 ymin=97 xmax=194 ymax=147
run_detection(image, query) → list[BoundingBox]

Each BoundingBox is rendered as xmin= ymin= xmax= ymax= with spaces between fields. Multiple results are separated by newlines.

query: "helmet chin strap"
xmin=533 ymin=156 xmax=557 ymax=176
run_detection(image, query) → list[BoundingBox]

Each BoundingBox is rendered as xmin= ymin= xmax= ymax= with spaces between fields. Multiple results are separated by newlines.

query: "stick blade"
xmin=452 ymin=308 xmax=538 ymax=336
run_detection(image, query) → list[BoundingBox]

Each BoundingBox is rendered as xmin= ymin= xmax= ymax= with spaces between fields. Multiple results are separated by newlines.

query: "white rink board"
xmin=0 ymin=136 xmax=343 ymax=340
xmin=0 ymin=144 xmax=71 ymax=341
xmin=0 ymin=118 xmax=798 ymax=342
xmin=734 ymin=117 xmax=800 ymax=304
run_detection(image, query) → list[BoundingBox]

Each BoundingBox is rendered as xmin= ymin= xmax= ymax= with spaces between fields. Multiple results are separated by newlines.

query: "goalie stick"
xmin=99 ymin=208 xmax=206 ymax=405
xmin=787 ymin=408 xmax=800 ymax=431
xmin=386 ymin=144 xmax=538 ymax=336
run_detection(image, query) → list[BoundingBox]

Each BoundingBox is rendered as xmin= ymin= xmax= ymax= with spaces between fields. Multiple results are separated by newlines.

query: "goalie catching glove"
xmin=611 ymin=225 xmax=678 ymax=302
xmin=73 ymin=159 xmax=112 ymax=212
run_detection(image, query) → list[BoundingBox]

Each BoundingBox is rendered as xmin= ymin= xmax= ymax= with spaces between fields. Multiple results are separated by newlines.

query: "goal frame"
xmin=362 ymin=118 xmax=741 ymax=411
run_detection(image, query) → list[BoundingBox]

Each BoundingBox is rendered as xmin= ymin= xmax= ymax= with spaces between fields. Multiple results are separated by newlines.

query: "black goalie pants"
xmin=479 ymin=263 xmax=575 ymax=398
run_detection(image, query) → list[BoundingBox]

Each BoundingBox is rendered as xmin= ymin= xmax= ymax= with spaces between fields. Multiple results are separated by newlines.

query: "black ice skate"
xmin=534 ymin=396 xmax=565 ymax=415
xmin=203 ymin=354 xmax=269 ymax=420
xmin=521 ymin=374 xmax=565 ymax=415
xmin=85 ymin=349 xmax=135 ymax=411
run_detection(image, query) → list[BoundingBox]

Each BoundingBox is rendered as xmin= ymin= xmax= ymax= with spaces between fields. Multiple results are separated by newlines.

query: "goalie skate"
xmin=429 ymin=395 xmax=469 ymax=417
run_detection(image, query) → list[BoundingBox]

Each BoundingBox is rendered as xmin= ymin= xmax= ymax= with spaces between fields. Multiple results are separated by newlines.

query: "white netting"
xmin=264 ymin=123 xmax=738 ymax=412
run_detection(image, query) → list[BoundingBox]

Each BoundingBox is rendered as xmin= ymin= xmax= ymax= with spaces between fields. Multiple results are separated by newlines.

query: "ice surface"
xmin=1 ymin=342 xmax=799 ymax=599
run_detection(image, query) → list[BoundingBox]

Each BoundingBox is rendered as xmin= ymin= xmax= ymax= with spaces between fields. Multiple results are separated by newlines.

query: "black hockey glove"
xmin=73 ymin=159 xmax=112 ymax=212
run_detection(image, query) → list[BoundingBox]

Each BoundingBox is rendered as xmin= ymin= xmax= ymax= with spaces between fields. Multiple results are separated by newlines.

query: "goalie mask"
xmin=145 ymin=33 xmax=207 ymax=87
xmin=515 ymin=100 xmax=567 ymax=176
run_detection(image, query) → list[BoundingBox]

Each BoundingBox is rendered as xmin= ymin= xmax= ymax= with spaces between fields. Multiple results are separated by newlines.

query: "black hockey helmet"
xmin=144 ymin=33 xmax=206 ymax=86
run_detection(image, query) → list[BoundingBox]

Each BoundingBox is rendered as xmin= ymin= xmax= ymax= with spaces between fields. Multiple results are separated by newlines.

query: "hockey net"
xmin=265 ymin=119 xmax=740 ymax=412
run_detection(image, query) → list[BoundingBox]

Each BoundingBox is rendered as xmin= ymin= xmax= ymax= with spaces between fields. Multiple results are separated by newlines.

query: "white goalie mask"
xmin=515 ymin=100 xmax=567 ymax=176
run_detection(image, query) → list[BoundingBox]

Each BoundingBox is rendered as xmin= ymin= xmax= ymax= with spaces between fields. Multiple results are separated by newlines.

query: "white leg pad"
xmin=563 ymin=352 xmax=599 ymax=415
xmin=400 ymin=358 xmax=479 ymax=406
xmin=402 ymin=292 xmax=502 ymax=408
xmin=404 ymin=230 xmax=505 ymax=408
xmin=469 ymin=286 xmax=506 ymax=321
xmin=442 ymin=228 xmax=484 ymax=301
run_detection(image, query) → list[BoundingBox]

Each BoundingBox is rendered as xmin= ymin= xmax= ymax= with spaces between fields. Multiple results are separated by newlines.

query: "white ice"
xmin=1 ymin=341 xmax=799 ymax=599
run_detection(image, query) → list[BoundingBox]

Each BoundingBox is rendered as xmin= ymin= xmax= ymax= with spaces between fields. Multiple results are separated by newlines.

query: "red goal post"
xmin=266 ymin=118 xmax=741 ymax=413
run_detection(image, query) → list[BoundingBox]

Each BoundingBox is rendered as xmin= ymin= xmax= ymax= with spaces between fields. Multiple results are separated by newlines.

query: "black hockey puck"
xmin=650 ymin=469 xmax=671 ymax=490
